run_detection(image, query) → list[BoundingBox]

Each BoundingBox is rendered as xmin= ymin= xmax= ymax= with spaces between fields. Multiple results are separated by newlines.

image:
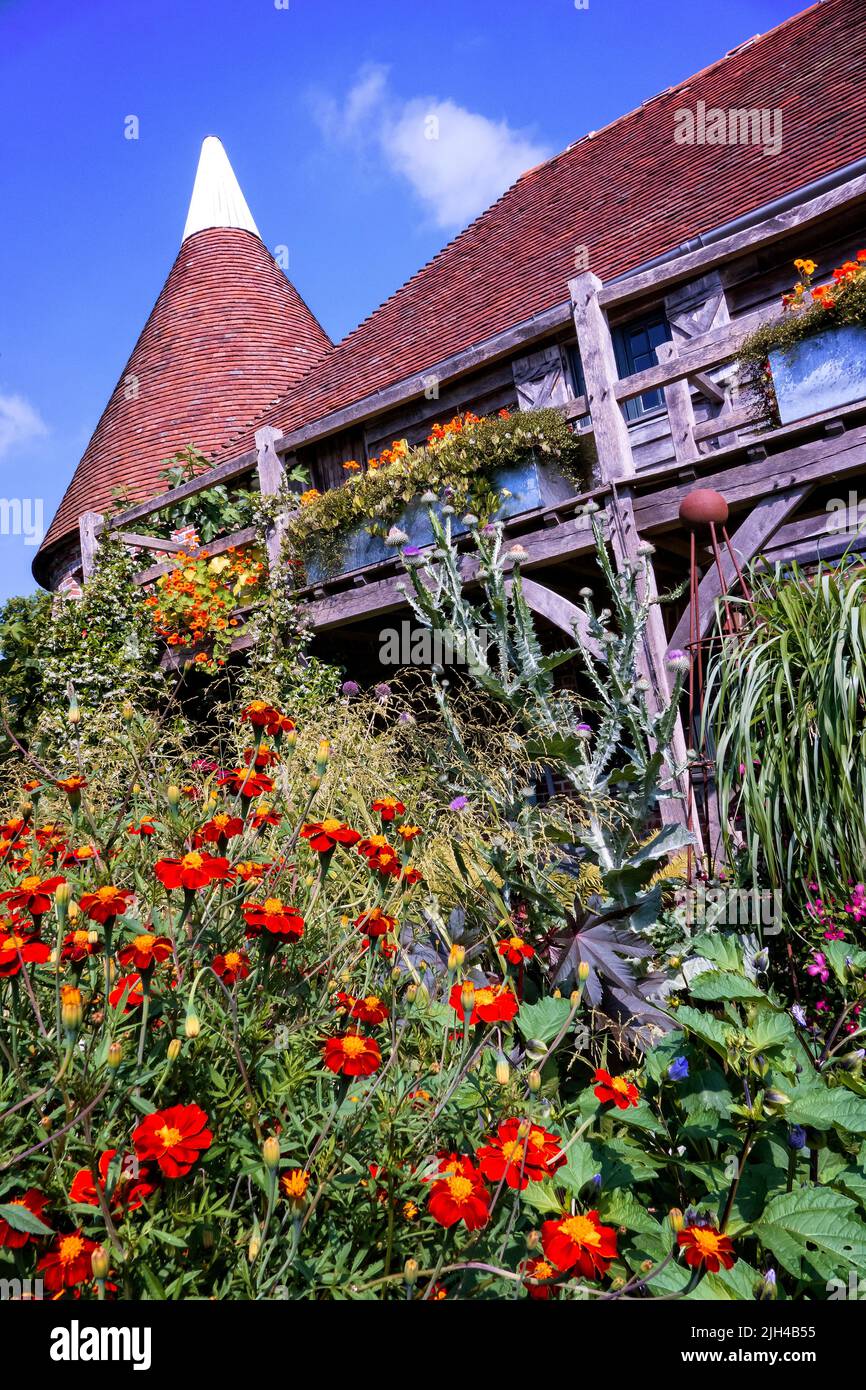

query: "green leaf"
xmin=672 ymin=1006 xmax=732 ymax=1058
xmin=516 ymin=995 xmax=573 ymax=1046
xmin=688 ymin=971 xmax=765 ymax=1002
xmin=556 ymin=1140 xmax=598 ymax=1196
xmin=0 ymin=1202 xmax=52 ymax=1236
xmin=752 ymin=1188 xmax=866 ymax=1281
xmin=520 ymin=1180 xmax=564 ymax=1216
xmin=689 ymin=933 xmax=744 ymax=974
xmin=598 ymin=1187 xmax=662 ymax=1236
xmin=786 ymin=1084 xmax=866 ymax=1134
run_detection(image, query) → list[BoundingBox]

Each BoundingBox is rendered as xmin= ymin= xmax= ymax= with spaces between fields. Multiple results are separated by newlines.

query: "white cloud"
xmin=0 ymin=392 xmax=48 ymax=461
xmin=313 ymin=65 xmax=550 ymax=229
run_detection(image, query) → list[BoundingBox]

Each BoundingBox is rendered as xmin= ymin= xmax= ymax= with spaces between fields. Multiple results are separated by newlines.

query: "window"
xmin=613 ymin=313 xmax=671 ymax=422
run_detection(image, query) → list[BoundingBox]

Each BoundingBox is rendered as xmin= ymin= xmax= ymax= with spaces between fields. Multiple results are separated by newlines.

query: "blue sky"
xmin=0 ymin=0 xmax=798 ymax=602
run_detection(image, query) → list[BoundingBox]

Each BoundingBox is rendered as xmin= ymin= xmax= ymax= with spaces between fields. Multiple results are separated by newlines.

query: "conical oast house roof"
xmin=36 ymin=137 xmax=331 ymax=585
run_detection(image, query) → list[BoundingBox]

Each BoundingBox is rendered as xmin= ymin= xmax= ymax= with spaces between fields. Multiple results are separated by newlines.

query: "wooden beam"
xmin=114 ymin=532 xmax=185 ymax=554
xmin=614 ymin=304 xmax=775 ymax=404
xmin=109 ymin=449 xmax=259 ymax=530
xmin=598 ymin=171 xmax=866 ymax=310
xmin=657 ymin=341 xmax=699 ymax=465
xmin=667 ymin=484 xmax=814 ymax=652
xmin=569 ymin=271 xmax=634 ymax=480
xmin=134 ymin=525 xmax=259 ymax=585
xmin=510 ymin=577 xmax=605 ymax=661
xmin=79 ymin=511 xmax=103 ymax=582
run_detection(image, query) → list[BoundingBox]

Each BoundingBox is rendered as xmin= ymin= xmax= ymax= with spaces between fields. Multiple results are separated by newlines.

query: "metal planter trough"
xmin=304 ymin=455 xmax=575 ymax=583
xmin=769 ymin=325 xmax=866 ymax=425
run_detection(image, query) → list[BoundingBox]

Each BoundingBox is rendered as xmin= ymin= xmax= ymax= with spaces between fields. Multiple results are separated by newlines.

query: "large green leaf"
xmin=786 ymin=1084 xmax=866 ymax=1134
xmin=688 ymin=971 xmax=765 ymax=1002
xmin=752 ymin=1188 xmax=866 ymax=1281
xmin=515 ymin=996 xmax=574 ymax=1046
xmin=556 ymin=1140 xmax=598 ymax=1197
xmin=0 ymin=1202 xmax=52 ymax=1236
xmin=673 ymin=1005 xmax=733 ymax=1058
xmin=598 ymin=1187 xmax=662 ymax=1236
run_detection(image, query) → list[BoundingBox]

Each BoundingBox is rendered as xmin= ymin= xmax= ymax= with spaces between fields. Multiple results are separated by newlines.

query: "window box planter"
xmin=304 ymin=454 xmax=575 ymax=583
xmin=768 ymin=326 xmax=866 ymax=425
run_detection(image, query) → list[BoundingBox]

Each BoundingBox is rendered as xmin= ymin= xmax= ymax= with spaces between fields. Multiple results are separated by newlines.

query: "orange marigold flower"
xmin=677 ymin=1224 xmax=736 ymax=1273
xmin=240 ymin=700 xmax=283 ymax=730
xmin=79 ymin=885 xmax=133 ymax=925
xmin=449 ymin=980 xmax=519 ymax=1025
xmin=342 ymin=459 xmax=361 ymax=472
xmin=37 ymin=1231 xmax=99 ymax=1291
xmin=476 ymin=1118 xmax=563 ymax=1189
xmin=217 ymin=768 xmax=275 ymax=798
xmin=55 ymin=776 xmax=88 ymax=801
xmin=117 ymin=932 xmax=173 ymax=973
xmin=242 ymin=898 xmax=304 ymax=940
xmin=497 ymin=935 xmax=535 ymax=965
xmin=132 ymin=1103 xmax=212 ymax=1179
xmin=355 ymin=906 xmax=397 ymax=938
xmin=427 ymin=1163 xmax=490 ymax=1231
xmin=299 ymin=488 xmax=321 ymax=506
xmin=322 ymin=1032 xmax=382 ymax=1077
xmin=212 ymin=949 xmax=251 ymax=985
xmin=280 ymin=1168 xmax=310 ymax=1203
xmin=193 ymin=813 xmax=244 ymax=848
xmin=233 ymin=860 xmax=270 ymax=882
xmin=61 ymin=929 xmax=98 ymax=964
xmin=541 ymin=1210 xmax=618 ymax=1278
xmin=371 ymin=796 xmax=405 ymax=821
xmin=0 ymin=873 xmax=66 ymax=917
xmin=336 ymin=991 xmax=389 ymax=1025
xmin=0 ymin=925 xmax=51 ymax=977
xmin=155 ymin=851 xmax=231 ymax=891
xmin=593 ymin=1068 xmax=639 ymax=1110
xmin=300 ymin=819 xmax=361 ymax=853
xmin=0 ymin=1188 xmax=50 ymax=1248
xmin=522 ymin=1257 xmax=559 ymax=1299
xmin=250 ymin=804 xmax=281 ymax=830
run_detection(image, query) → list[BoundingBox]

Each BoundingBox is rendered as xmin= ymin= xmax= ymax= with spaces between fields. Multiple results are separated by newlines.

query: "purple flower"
xmin=667 ymin=1055 xmax=689 ymax=1082
xmin=449 ymin=796 xmax=469 ymax=812
xmin=402 ymin=546 xmax=421 ymax=557
xmin=575 ymin=722 xmax=592 ymax=739
xmin=791 ymin=1004 xmax=807 ymax=1027
xmin=787 ymin=1126 xmax=807 ymax=1151
xmin=375 ymin=682 xmax=391 ymax=702
xmin=191 ymin=757 xmax=218 ymax=772
xmin=341 ymin=680 xmax=360 ymax=697
xmin=665 ymin=649 xmax=690 ymax=674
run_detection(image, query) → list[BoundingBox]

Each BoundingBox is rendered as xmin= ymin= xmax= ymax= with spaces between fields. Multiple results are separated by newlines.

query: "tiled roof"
xmin=37 ymin=227 xmax=331 ymax=568
xmin=37 ymin=0 xmax=866 ymax=579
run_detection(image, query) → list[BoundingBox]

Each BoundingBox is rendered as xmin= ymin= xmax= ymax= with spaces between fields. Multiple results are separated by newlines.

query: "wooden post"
xmin=570 ymin=272 xmax=697 ymax=840
xmin=657 ymin=342 xmax=699 ymax=465
xmin=79 ymin=511 xmax=104 ymax=582
xmin=255 ymin=426 xmax=287 ymax=575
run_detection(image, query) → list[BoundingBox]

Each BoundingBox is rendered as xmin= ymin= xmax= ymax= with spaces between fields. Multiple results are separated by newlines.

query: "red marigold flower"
xmin=132 ymin=1103 xmax=213 ymax=1178
xmin=476 ymin=1118 xmax=564 ymax=1189
xmin=242 ymin=898 xmax=304 ymax=939
xmin=300 ymin=819 xmax=361 ymax=853
xmin=355 ymin=906 xmax=397 ymax=938
xmin=127 ymin=818 xmax=156 ymax=837
xmin=240 ymin=701 xmax=293 ymax=736
xmin=322 ymin=1032 xmax=382 ymax=1076
xmin=427 ymin=1164 xmax=490 ymax=1231
xmin=336 ymin=991 xmax=389 ymax=1025
xmin=217 ymin=768 xmax=274 ymax=798
xmin=0 ymin=926 xmax=51 ymax=977
xmin=155 ymin=850 xmax=231 ymax=891
xmin=233 ymin=860 xmax=270 ymax=882
xmin=497 ymin=935 xmax=535 ymax=965
xmin=242 ymin=745 xmax=279 ymax=769
xmin=0 ymin=1188 xmax=51 ymax=1248
xmin=371 ymin=796 xmax=405 ymax=821
xmin=37 ymin=1231 xmax=99 ymax=1291
xmin=250 ymin=804 xmax=281 ymax=830
xmin=449 ymin=980 xmax=519 ymax=1025
xmin=212 ymin=949 xmax=251 ymax=985
xmin=541 ymin=1210 xmax=618 ymax=1277
xmin=117 ymin=932 xmax=173 ymax=973
xmin=0 ymin=817 xmax=28 ymax=841
xmin=55 ymin=775 xmax=88 ymax=801
xmin=357 ymin=836 xmax=401 ymax=875
xmin=61 ymin=929 xmax=99 ymax=964
xmin=194 ymin=813 xmax=244 ymax=848
xmin=109 ymin=973 xmax=144 ymax=1012
xmin=677 ymin=1224 xmax=736 ymax=1273
xmin=593 ymin=1068 xmax=640 ymax=1110
xmin=396 ymin=823 xmax=422 ymax=842
xmin=68 ymin=1149 xmax=158 ymax=1213
xmin=79 ymin=885 xmax=133 ymax=925
xmin=522 ymin=1257 xmax=559 ymax=1299
xmin=398 ymin=866 xmax=424 ymax=886
xmin=0 ymin=873 xmax=66 ymax=917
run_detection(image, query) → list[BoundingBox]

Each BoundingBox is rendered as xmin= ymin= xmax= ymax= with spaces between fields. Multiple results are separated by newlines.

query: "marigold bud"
xmin=405 ymin=984 xmax=418 ymax=1003
xmin=167 ymin=1037 xmax=182 ymax=1062
xmin=107 ymin=1040 xmax=123 ymax=1069
xmin=552 ymin=988 xmax=562 ymax=999
xmin=55 ymin=882 xmax=72 ymax=910
xmin=248 ymin=1234 xmax=261 ymax=1262
xmin=68 ymin=902 xmax=80 ymax=923
xmin=166 ymin=785 xmax=181 ymax=809
xmin=526 ymin=1229 xmax=540 ymax=1251
xmin=404 ymin=1258 xmax=419 ymax=1288
xmin=577 ymin=961 xmax=590 ymax=982
xmin=262 ymin=1136 xmax=281 ymax=1170
xmin=61 ymin=985 xmax=83 ymax=1036
xmin=528 ymin=1069 xmax=542 ymax=1093
xmin=184 ymin=1012 xmax=201 ymax=1039
xmin=87 ymin=929 xmax=99 ymax=946
xmin=495 ymin=1054 xmax=510 ymax=1086
xmin=91 ymin=1245 xmax=110 ymax=1281
xmin=315 ymin=739 xmax=330 ymax=774
xmin=668 ymin=1207 xmax=685 ymax=1233
xmin=447 ymin=944 xmax=466 ymax=971
xmin=570 ymin=989 xmax=580 ymax=1007
xmin=460 ymin=981 xmax=475 ymax=1014
xmin=121 ymin=701 xmax=135 ymax=723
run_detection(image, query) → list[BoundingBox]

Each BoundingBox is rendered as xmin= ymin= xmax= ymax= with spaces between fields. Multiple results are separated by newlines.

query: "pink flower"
xmin=807 ymin=951 xmax=829 ymax=984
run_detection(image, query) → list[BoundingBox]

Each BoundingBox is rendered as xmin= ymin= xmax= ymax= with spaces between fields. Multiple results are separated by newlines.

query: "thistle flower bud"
xmin=447 ymin=944 xmax=466 ymax=971
xmin=167 ymin=1037 xmax=182 ymax=1063
xmin=91 ymin=1245 xmax=110 ymax=1281
xmin=757 ymin=1268 xmax=777 ymax=1301
xmin=184 ymin=1012 xmax=201 ymax=1039
xmin=262 ymin=1136 xmax=281 ymax=1170
xmin=495 ymin=1053 xmax=510 ymax=1086
xmin=528 ymin=1069 xmax=542 ymax=1093
xmin=166 ymin=785 xmax=181 ymax=810
xmin=107 ymin=1040 xmax=123 ymax=1069
xmin=403 ymin=1258 xmax=419 ymax=1288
